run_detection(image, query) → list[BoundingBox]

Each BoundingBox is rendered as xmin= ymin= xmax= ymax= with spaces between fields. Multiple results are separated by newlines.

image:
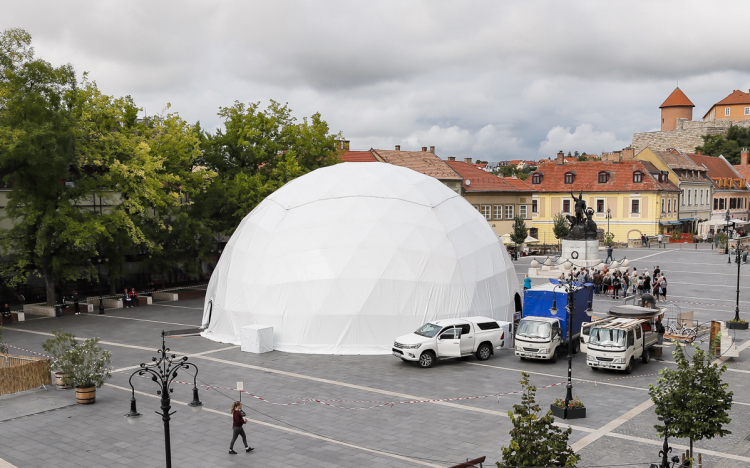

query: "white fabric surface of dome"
xmin=201 ymin=162 xmax=519 ymax=354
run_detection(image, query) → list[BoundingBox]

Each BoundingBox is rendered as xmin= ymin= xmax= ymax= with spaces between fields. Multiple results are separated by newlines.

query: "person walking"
xmin=657 ymin=233 xmax=663 ymax=246
xmin=654 ymin=316 xmax=666 ymax=361
xmin=643 ymin=273 xmax=651 ymax=295
xmin=605 ymin=245 xmax=614 ymax=263
xmin=123 ymin=288 xmax=132 ymax=308
xmin=641 ymin=234 xmax=646 ymax=246
xmin=612 ymin=272 xmax=621 ymax=300
xmin=72 ymin=291 xmax=80 ymax=315
xmin=129 ymin=288 xmax=139 ymax=307
xmin=229 ymin=401 xmax=253 ymax=454
xmin=659 ymin=274 xmax=667 ymax=301
xmin=523 ymin=275 xmax=531 ymax=290
xmin=637 ymin=274 xmax=644 ymax=298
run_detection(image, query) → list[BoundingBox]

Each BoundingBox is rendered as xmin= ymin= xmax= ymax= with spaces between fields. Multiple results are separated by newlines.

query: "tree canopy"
xmin=0 ymin=28 xmax=339 ymax=303
xmin=696 ymin=126 xmax=750 ymax=165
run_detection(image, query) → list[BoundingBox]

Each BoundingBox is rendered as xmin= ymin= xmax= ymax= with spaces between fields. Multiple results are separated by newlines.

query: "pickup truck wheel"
xmin=550 ymin=350 xmax=558 ymax=363
xmin=418 ymin=351 xmax=436 ymax=368
xmin=625 ymin=357 xmax=634 ymax=374
xmin=641 ymin=348 xmax=650 ymax=364
xmin=591 ymin=366 xmax=599 ymax=371
xmin=476 ymin=343 xmax=492 ymax=361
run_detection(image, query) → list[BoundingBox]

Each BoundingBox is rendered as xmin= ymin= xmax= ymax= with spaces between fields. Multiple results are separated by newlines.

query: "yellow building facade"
xmin=528 ymin=160 xmax=680 ymax=244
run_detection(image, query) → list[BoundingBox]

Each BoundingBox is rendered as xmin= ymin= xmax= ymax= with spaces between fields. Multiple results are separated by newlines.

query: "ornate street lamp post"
xmin=725 ymin=209 xmax=733 ymax=263
xmin=125 ymin=331 xmax=203 ymax=468
xmin=605 ymin=208 xmax=612 ymax=235
xmin=649 ymin=417 xmax=690 ymax=468
xmin=733 ymin=246 xmax=745 ymax=326
xmin=549 ymin=278 xmax=593 ymax=413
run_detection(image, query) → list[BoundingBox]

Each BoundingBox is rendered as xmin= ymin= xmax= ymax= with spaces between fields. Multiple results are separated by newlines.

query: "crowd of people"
xmin=559 ymin=264 xmax=668 ymax=302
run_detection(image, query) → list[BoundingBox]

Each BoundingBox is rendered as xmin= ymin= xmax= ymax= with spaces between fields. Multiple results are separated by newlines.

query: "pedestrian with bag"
xmin=229 ymin=401 xmax=253 ymax=454
xmin=123 ymin=288 xmax=132 ymax=308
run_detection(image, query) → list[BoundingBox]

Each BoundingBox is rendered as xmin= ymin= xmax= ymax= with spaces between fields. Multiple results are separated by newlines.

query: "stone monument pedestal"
xmin=561 ymin=239 xmax=601 ymax=268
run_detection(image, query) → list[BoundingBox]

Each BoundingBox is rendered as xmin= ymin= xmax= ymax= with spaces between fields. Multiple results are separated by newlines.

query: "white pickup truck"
xmin=392 ymin=317 xmax=512 ymax=368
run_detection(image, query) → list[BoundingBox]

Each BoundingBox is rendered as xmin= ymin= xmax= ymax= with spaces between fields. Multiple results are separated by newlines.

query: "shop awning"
xmin=660 ymin=220 xmax=681 ymax=225
xmin=678 ymin=218 xmax=695 ymax=221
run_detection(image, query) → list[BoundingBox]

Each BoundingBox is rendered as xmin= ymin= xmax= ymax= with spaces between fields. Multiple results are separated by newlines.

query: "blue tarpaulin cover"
xmin=522 ymin=281 xmax=593 ymax=341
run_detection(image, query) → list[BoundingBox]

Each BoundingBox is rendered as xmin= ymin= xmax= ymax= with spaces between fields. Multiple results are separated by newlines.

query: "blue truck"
xmin=515 ymin=282 xmax=593 ymax=362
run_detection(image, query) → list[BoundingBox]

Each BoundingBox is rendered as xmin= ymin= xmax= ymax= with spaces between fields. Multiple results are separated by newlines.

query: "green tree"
xmin=195 ymin=100 xmax=339 ymax=237
xmin=648 ymin=344 xmax=733 ymax=457
xmin=498 ymin=373 xmax=579 ymax=468
xmin=602 ymin=232 xmax=615 ymax=247
xmin=696 ymin=126 xmax=750 ymax=165
xmin=553 ymin=213 xmax=570 ymax=240
xmin=509 ymin=215 xmax=528 ymax=248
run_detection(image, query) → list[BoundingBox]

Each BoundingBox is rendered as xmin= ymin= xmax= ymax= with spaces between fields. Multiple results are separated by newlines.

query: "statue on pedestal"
xmin=565 ymin=190 xmax=598 ymax=240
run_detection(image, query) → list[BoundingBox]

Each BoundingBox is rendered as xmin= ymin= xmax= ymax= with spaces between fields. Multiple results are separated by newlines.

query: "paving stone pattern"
xmin=0 ymin=247 xmax=748 ymax=467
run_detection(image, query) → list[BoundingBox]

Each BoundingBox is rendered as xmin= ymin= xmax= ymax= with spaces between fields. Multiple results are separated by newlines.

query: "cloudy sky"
xmin=3 ymin=1 xmax=750 ymax=161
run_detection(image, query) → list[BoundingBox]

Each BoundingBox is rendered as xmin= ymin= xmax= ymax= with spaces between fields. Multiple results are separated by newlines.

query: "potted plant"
xmin=550 ymin=397 xmax=586 ymax=419
xmin=727 ymin=318 xmax=749 ymax=330
xmin=42 ymin=329 xmax=77 ymax=389
xmin=58 ymin=337 xmax=112 ymax=404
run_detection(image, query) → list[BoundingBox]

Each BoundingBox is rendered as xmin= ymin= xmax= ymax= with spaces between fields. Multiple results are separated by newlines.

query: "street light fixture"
xmin=726 ymin=209 xmax=732 ymax=263
xmin=733 ymin=245 xmax=745 ymax=326
xmin=125 ymin=331 xmax=203 ymax=468
xmin=605 ymin=208 xmax=612 ymax=235
xmin=549 ymin=278 xmax=593 ymax=413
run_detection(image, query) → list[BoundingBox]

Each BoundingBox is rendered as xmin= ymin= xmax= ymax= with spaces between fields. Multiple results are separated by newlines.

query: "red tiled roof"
xmin=660 ymin=88 xmax=695 ymax=108
xmin=503 ymin=177 xmax=533 ymax=190
xmin=686 ymin=153 xmax=748 ymax=190
xmin=530 ymin=161 xmax=679 ymax=192
xmin=371 ymin=149 xmax=461 ymax=180
xmin=445 ymin=161 xmax=530 ymax=192
xmin=341 ymin=151 xmax=377 ymax=162
xmin=733 ymin=164 xmax=750 ymax=181
xmin=714 ymin=90 xmax=750 ymax=106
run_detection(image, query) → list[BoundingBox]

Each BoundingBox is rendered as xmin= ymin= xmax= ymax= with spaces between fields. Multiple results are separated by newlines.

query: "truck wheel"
xmin=591 ymin=366 xmax=599 ymax=371
xmin=625 ymin=357 xmax=634 ymax=374
xmin=550 ymin=349 xmax=558 ymax=363
xmin=572 ymin=340 xmax=580 ymax=355
xmin=641 ymin=348 xmax=650 ymax=364
xmin=418 ymin=351 xmax=436 ymax=368
xmin=476 ymin=343 xmax=492 ymax=361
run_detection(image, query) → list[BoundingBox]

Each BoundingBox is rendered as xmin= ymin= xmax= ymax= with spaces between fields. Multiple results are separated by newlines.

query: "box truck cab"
xmin=585 ymin=305 xmax=663 ymax=373
xmin=392 ymin=317 xmax=513 ymax=368
xmin=515 ymin=282 xmax=593 ymax=362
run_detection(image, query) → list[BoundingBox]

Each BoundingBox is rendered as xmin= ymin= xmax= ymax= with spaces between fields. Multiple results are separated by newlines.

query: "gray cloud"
xmin=3 ymin=1 xmax=750 ymax=160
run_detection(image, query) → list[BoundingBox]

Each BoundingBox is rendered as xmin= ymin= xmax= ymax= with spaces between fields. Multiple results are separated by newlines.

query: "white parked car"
xmin=392 ymin=317 xmax=512 ymax=368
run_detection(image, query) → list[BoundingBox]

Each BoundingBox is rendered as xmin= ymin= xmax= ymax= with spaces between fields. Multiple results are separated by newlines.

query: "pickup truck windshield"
xmin=517 ymin=320 xmax=551 ymax=338
xmin=414 ymin=323 xmax=442 ymax=338
xmin=589 ymin=328 xmax=626 ymax=347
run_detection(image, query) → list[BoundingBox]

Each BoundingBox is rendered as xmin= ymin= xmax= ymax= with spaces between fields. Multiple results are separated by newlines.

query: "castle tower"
xmin=659 ymin=87 xmax=694 ymax=131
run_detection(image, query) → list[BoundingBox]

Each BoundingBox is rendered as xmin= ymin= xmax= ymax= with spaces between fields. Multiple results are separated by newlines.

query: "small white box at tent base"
xmin=240 ymin=325 xmax=273 ymax=353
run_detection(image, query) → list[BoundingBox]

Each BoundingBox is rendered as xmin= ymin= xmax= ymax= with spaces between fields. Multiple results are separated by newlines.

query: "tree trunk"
xmin=43 ymin=271 xmax=56 ymax=306
xmin=690 ymin=438 xmax=693 ymax=464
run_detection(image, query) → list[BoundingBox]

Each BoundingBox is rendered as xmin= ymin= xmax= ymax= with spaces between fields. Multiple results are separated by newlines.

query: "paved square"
xmin=1 ymin=245 xmax=749 ymax=467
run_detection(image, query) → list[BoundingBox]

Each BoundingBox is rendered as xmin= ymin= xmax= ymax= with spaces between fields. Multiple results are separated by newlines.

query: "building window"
xmin=481 ymin=205 xmax=491 ymax=220
xmin=745 ymin=107 xmax=750 ymax=115
xmin=725 ymin=107 xmax=731 ymax=116
xmin=598 ymin=171 xmax=609 ymax=183
xmin=661 ymin=198 xmax=665 ymax=214
xmin=473 ymin=204 xmax=480 ymax=212
xmin=493 ymin=205 xmax=503 ymax=220
xmin=505 ymin=205 xmax=514 ymax=219
xmin=596 ymin=199 xmax=604 ymax=213
xmin=562 ymin=199 xmax=571 ymax=213
xmin=531 ymin=200 xmax=538 ymax=214
xmin=700 ymin=190 xmax=703 ymax=205
xmin=719 ymin=198 xmax=725 ymax=210
xmin=564 ymin=172 xmax=575 ymax=184
xmin=531 ymin=173 xmax=542 ymax=184
xmin=631 ymin=199 xmax=640 ymax=214
xmin=731 ymin=198 xmax=737 ymax=209
xmin=519 ymin=205 xmax=527 ymax=219
xmin=714 ymin=198 xmax=719 ymax=210
xmin=633 ymin=171 xmax=643 ymax=183
xmin=688 ymin=190 xmax=691 ymax=206
xmin=667 ymin=199 xmax=671 ymax=214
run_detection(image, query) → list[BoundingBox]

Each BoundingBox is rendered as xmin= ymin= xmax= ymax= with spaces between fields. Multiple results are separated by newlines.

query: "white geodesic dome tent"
xmin=201 ymin=162 xmax=520 ymax=354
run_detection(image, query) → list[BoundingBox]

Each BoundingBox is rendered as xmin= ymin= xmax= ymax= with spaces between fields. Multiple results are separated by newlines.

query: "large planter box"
xmin=23 ymin=303 xmax=56 ymax=317
xmin=153 ymin=292 xmax=178 ymax=301
xmin=550 ymin=404 xmax=586 ymax=420
xmin=727 ymin=321 xmax=749 ymax=330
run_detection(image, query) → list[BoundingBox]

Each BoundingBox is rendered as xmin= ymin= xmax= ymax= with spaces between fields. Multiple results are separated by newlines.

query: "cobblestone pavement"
xmin=0 ymin=247 xmax=748 ymax=467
